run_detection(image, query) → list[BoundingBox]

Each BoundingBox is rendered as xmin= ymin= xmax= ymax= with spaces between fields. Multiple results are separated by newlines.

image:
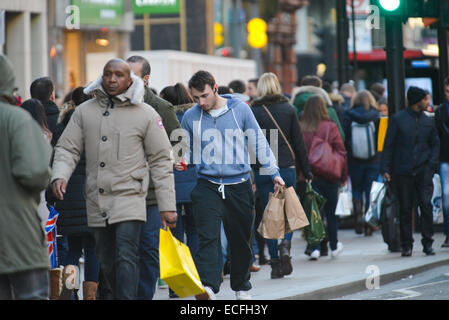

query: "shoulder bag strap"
xmin=262 ymin=105 xmax=296 ymax=160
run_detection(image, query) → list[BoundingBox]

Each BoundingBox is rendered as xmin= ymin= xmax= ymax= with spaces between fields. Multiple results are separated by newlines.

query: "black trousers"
xmin=191 ymin=179 xmax=254 ymax=293
xmin=395 ymin=170 xmax=434 ymax=249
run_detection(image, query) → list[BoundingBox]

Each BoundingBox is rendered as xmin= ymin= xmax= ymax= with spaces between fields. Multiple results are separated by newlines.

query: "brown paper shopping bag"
xmin=257 ymin=187 xmax=286 ymax=239
xmin=284 ymin=186 xmax=309 ymax=234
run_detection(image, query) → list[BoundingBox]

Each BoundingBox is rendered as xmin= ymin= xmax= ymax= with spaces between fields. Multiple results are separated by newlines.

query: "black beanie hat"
xmin=407 ymin=86 xmax=427 ymax=106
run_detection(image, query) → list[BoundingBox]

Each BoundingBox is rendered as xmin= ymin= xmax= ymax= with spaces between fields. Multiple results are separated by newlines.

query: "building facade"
xmin=0 ymin=0 xmax=48 ymax=100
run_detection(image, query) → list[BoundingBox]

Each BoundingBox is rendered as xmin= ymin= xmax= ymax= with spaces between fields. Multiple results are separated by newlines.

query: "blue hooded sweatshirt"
xmin=181 ymin=95 xmax=280 ymax=187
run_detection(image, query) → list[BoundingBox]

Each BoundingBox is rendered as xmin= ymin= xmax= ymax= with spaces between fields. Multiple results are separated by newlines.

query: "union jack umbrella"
xmin=45 ymin=206 xmax=59 ymax=269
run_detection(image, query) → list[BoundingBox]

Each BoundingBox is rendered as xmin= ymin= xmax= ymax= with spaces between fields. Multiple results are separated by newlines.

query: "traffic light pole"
xmin=336 ymin=0 xmax=350 ymax=86
xmin=385 ymin=17 xmax=406 ymax=115
xmin=438 ymin=26 xmax=449 ymax=104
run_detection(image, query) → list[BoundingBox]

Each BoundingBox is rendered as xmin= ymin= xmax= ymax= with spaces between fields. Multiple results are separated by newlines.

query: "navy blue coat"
xmin=174 ymin=104 xmax=198 ymax=203
xmin=381 ymin=108 xmax=440 ymax=176
xmin=52 ymin=112 xmax=90 ymax=236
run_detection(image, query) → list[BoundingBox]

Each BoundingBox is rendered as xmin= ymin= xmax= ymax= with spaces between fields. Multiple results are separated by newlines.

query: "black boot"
xmin=270 ymin=259 xmax=284 ymax=279
xmin=279 ymin=240 xmax=292 ymax=276
xmin=256 ymin=232 xmax=269 ymax=265
xmin=353 ymin=199 xmax=364 ymax=235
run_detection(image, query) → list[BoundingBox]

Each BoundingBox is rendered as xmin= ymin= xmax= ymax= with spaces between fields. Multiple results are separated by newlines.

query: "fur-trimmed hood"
xmin=174 ymin=103 xmax=196 ymax=113
xmin=83 ymin=72 xmax=145 ymax=106
xmin=251 ymin=94 xmax=289 ymax=107
xmin=290 ymin=85 xmax=332 ymax=106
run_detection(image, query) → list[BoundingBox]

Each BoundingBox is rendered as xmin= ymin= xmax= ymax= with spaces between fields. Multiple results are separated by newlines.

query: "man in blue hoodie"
xmin=182 ymin=71 xmax=284 ymax=300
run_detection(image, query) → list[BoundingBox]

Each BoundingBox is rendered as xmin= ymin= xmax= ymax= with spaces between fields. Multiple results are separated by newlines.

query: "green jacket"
xmin=291 ymin=86 xmax=345 ymax=142
xmin=0 ymin=55 xmax=52 ymax=274
xmin=144 ymin=87 xmax=182 ymax=207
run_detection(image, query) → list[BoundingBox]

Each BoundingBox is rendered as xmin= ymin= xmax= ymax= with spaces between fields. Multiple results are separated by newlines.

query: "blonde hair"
xmin=351 ymin=90 xmax=376 ymax=111
xmin=257 ymin=72 xmax=282 ymax=97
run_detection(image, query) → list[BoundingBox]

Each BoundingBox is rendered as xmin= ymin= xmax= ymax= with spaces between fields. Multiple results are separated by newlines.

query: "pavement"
xmin=153 ymin=228 xmax=449 ymax=300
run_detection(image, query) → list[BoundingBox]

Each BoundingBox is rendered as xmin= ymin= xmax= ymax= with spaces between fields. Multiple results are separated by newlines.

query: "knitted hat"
xmin=407 ymin=86 xmax=427 ymax=106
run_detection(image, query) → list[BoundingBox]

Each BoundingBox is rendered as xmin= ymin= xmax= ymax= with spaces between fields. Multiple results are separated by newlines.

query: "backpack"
xmin=350 ymin=121 xmax=376 ymax=160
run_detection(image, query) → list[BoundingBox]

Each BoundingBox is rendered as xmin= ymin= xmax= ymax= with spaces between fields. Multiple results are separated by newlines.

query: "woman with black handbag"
xmin=299 ymin=95 xmax=347 ymax=261
xmin=251 ymin=72 xmax=313 ymax=279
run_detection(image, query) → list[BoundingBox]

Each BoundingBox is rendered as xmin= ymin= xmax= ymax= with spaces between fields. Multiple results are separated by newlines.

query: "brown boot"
xmin=83 ymin=281 xmax=98 ymax=300
xmin=353 ymin=199 xmax=364 ymax=235
xmin=59 ymin=265 xmax=77 ymax=300
xmin=48 ymin=268 xmax=62 ymax=300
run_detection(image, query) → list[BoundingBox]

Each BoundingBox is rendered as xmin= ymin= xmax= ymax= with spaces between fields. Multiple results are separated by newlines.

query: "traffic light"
xmin=214 ymin=22 xmax=224 ymax=47
xmin=375 ymin=0 xmax=406 ymax=17
xmin=370 ymin=0 xmax=439 ymax=18
xmin=312 ymin=24 xmax=326 ymax=61
xmin=247 ymin=18 xmax=267 ymax=49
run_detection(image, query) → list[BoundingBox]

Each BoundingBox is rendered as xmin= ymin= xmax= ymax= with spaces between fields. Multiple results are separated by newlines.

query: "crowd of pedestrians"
xmin=1 ymin=50 xmax=449 ymax=301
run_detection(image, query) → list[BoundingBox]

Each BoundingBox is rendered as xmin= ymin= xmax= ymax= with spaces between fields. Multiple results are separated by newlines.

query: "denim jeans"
xmin=0 ymin=269 xmax=49 ymax=300
xmin=349 ymin=162 xmax=380 ymax=211
xmin=92 ymin=220 xmax=143 ymax=300
xmin=172 ymin=203 xmax=199 ymax=259
xmin=137 ymin=205 xmax=162 ymax=300
xmin=64 ymin=233 xmax=100 ymax=282
xmin=254 ymin=167 xmax=296 ymax=259
xmin=440 ymin=163 xmax=449 ymax=237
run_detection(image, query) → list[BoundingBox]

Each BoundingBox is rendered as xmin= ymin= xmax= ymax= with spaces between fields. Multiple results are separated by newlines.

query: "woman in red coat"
xmin=299 ymin=95 xmax=347 ymax=261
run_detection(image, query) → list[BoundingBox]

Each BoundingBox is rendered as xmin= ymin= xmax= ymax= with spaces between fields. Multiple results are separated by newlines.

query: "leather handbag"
xmin=308 ymin=123 xmax=345 ymax=182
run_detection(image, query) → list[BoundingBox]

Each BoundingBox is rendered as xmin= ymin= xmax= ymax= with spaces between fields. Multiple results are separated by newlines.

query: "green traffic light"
xmin=379 ymin=0 xmax=401 ymax=11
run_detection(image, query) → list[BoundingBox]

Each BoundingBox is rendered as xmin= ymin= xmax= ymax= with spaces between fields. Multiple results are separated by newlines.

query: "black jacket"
xmin=52 ymin=112 xmax=90 ymax=236
xmin=342 ymin=105 xmax=381 ymax=165
xmin=381 ymin=108 xmax=440 ymax=176
xmin=251 ymin=94 xmax=313 ymax=180
xmin=434 ymin=102 xmax=449 ymax=163
xmin=42 ymin=100 xmax=60 ymax=146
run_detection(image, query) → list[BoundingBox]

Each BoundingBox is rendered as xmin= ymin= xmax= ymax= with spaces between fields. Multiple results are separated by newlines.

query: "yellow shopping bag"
xmin=159 ymin=228 xmax=205 ymax=298
xmin=377 ymin=117 xmax=388 ymax=152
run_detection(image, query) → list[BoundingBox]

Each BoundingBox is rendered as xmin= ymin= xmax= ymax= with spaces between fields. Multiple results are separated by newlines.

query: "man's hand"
xmin=383 ymin=173 xmax=391 ymax=182
xmin=174 ymin=157 xmax=187 ymax=171
xmin=52 ymin=179 xmax=67 ymax=200
xmin=273 ymin=176 xmax=285 ymax=191
xmin=161 ymin=211 xmax=178 ymax=229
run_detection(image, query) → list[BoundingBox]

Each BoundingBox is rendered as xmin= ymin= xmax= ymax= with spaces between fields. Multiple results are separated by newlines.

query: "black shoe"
xmin=442 ymin=237 xmax=449 ymax=248
xmin=279 ymin=240 xmax=292 ymax=276
xmin=423 ymin=246 xmax=435 ymax=256
xmin=401 ymin=248 xmax=412 ymax=257
xmin=169 ymin=289 xmax=179 ymax=299
xmin=304 ymin=244 xmax=313 ymax=256
xmin=270 ymin=259 xmax=284 ymax=279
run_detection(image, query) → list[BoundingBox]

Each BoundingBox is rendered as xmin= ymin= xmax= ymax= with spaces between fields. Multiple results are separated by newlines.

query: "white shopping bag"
xmin=363 ymin=181 xmax=386 ymax=227
xmin=432 ymin=174 xmax=444 ymax=224
xmin=336 ymin=179 xmax=352 ymax=217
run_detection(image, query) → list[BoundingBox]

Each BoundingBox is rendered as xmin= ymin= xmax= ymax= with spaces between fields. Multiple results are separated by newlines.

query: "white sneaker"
xmin=195 ymin=286 xmax=216 ymax=300
xmin=331 ymin=242 xmax=343 ymax=258
xmin=235 ymin=291 xmax=252 ymax=300
xmin=309 ymin=249 xmax=320 ymax=261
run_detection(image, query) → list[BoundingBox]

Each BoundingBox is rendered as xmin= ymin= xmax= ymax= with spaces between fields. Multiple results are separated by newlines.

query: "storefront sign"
xmin=132 ymin=0 xmax=180 ymax=15
xmin=72 ymin=0 xmax=124 ymax=26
